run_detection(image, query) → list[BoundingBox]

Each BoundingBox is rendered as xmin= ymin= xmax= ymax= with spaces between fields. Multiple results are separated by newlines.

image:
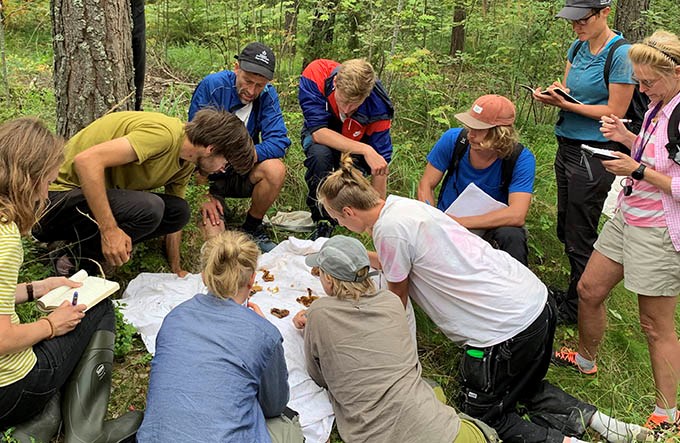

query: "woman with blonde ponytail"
xmin=138 ymin=230 xmax=304 ymax=442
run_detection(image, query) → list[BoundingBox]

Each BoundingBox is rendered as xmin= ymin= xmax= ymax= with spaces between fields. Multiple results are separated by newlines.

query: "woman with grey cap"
xmin=532 ymin=0 xmax=637 ymax=325
xmin=294 ymin=235 xmax=497 ymax=443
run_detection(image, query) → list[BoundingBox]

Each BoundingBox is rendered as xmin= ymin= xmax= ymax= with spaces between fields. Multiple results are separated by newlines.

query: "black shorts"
xmin=208 ymin=165 xmax=254 ymax=199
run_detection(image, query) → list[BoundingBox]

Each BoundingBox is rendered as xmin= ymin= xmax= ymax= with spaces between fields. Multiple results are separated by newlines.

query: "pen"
xmin=425 ymin=200 xmax=431 ymax=206
xmin=72 ymin=291 xmax=78 ymax=306
xmin=599 ymin=119 xmax=632 ymax=123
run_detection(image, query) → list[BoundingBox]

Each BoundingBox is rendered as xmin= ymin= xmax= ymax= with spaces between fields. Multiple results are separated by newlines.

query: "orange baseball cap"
xmin=454 ymin=94 xmax=516 ymax=129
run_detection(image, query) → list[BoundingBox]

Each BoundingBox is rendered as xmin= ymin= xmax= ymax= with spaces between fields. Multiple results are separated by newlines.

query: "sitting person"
xmin=137 ymin=230 xmax=303 ymax=443
xmin=189 ymin=42 xmax=290 ymax=252
xmin=299 ymin=58 xmax=394 ymax=239
xmin=293 ymin=235 xmax=498 ymax=443
xmin=33 ymin=109 xmax=255 ymax=277
xmin=313 ymin=154 xmax=649 ymax=443
xmin=0 ymin=118 xmax=141 ymax=443
xmin=417 ymin=94 xmax=535 ymax=265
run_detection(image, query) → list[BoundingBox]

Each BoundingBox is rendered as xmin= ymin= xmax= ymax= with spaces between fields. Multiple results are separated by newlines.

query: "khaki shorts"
xmin=594 ymin=210 xmax=680 ymax=296
xmin=265 ymin=413 xmax=304 ymax=443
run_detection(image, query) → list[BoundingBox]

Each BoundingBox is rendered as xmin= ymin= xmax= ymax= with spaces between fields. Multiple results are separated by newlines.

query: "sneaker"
xmin=645 ymin=411 xmax=680 ymax=438
xmin=247 ymin=225 xmax=277 ymax=253
xmin=309 ymin=220 xmax=335 ymax=241
xmin=552 ymin=347 xmax=598 ymax=375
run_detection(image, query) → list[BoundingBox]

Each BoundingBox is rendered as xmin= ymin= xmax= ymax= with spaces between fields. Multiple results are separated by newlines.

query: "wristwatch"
xmin=632 ymin=164 xmax=646 ymax=180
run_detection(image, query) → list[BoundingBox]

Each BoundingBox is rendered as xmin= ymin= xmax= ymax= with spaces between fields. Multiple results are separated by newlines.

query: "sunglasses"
xmin=570 ymin=10 xmax=599 ymax=26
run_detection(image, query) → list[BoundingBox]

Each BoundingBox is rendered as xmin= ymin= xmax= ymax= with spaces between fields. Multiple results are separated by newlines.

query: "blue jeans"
xmin=0 ymin=300 xmax=115 ymax=428
xmin=458 ymin=302 xmax=596 ymax=443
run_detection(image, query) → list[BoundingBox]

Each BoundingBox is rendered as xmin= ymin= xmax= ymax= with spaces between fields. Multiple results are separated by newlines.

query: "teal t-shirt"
xmin=555 ymin=33 xmax=636 ymax=142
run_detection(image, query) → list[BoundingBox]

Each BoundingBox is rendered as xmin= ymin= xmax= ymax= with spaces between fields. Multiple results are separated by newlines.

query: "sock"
xmin=575 ymin=353 xmax=596 ymax=371
xmin=589 ymin=410 xmax=645 ymax=442
xmin=653 ymin=405 xmax=677 ymax=420
xmin=242 ymin=213 xmax=262 ymax=233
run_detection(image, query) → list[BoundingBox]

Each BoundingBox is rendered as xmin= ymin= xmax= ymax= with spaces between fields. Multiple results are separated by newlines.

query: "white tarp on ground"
xmin=118 ymin=237 xmax=336 ymax=443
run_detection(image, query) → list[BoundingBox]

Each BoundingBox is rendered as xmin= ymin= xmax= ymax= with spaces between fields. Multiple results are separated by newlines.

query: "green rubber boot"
xmin=10 ymin=392 xmax=61 ymax=443
xmin=62 ymin=330 xmax=143 ymax=443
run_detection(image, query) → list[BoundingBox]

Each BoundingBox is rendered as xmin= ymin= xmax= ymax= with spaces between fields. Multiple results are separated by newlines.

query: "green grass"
xmin=4 ymin=3 xmax=680 ymax=442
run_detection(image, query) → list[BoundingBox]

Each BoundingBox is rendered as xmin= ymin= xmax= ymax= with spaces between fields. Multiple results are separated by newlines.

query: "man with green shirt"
xmin=33 ymin=109 xmax=255 ymax=276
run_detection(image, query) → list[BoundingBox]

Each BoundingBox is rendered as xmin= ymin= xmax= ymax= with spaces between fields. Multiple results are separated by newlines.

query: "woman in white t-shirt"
xmin=313 ymin=154 xmax=648 ymax=443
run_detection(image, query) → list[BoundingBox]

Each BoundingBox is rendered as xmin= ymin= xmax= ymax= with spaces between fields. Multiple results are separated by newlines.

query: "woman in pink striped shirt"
xmin=558 ymin=30 xmax=680 ymax=432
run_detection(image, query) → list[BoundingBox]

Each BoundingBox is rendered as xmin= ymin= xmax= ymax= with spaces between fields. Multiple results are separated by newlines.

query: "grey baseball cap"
xmin=305 ymin=236 xmax=375 ymax=282
xmin=556 ymin=0 xmax=611 ymax=20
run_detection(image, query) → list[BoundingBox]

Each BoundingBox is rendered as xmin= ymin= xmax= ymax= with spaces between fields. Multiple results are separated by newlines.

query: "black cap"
xmin=556 ymin=0 xmax=611 ymax=20
xmin=235 ymin=42 xmax=275 ymax=80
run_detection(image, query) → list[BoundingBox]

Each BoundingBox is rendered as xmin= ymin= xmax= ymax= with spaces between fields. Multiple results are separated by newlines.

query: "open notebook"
xmin=36 ymin=270 xmax=120 ymax=313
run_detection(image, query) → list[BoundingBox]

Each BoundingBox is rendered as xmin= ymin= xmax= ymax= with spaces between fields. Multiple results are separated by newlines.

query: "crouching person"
xmin=137 ymin=230 xmax=303 ymax=443
xmin=293 ymin=235 xmax=499 ymax=443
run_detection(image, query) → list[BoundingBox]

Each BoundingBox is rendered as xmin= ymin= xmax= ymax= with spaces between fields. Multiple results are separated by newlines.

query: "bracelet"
xmin=39 ymin=317 xmax=55 ymax=340
xmin=26 ymin=283 xmax=34 ymax=302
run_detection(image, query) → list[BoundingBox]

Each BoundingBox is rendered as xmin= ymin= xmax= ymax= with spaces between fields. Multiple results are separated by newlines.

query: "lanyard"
xmin=633 ymin=102 xmax=663 ymax=163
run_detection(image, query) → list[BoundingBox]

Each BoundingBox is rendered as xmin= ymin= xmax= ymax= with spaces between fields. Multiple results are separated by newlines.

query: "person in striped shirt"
xmin=0 ymin=118 xmax=140 ymax=442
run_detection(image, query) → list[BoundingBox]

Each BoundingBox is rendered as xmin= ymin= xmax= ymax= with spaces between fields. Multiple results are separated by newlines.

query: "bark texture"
xmin=52 ymin=0 xmax=134 ymax=138
xmin=613 ymin=0 xmax=650 ymax=44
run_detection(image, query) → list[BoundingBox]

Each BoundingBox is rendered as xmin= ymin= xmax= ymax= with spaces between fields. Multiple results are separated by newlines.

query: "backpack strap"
xmin=603 ymin=38 xmax=629 ymax=87
xmin=437 ymin=129 xmax=469 ymax=204
xmin=500 ymin=144 xmax=524 ymax=195
xmin=669 ymin=102 xmax=680 ymax=144
xmin=569 ymin=40 xmax=585 ymax=63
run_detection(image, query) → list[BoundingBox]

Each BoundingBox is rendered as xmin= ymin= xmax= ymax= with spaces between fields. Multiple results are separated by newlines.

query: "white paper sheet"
xmin=445 ymin=182 xmax=508 ymax=217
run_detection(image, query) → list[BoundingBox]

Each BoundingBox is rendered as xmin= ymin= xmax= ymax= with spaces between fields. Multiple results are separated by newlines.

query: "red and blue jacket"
xmin=299 ymin=59 xmax=394 ymax=161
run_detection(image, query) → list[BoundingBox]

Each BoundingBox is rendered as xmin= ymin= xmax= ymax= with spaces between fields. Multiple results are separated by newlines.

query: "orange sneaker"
xmin=552 ymin=347 xmax=598 ymax=375
xmin=645 ymin=411 xmax=680 ymax=440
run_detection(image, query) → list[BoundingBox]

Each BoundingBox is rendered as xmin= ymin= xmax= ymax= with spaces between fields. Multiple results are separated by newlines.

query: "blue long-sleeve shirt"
xmin=189 ymin=70 xmax=291 ymax=162
xmin=137 ymin=293 xmax=289 ymax=443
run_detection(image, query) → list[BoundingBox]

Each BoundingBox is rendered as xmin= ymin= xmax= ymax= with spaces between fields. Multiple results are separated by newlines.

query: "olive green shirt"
xmin=50 ymin=112 xmax=194 ymax=198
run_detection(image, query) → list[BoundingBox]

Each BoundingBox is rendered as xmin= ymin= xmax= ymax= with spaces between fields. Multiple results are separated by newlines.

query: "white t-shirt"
xmin=373 ymin=195 xmax=547 ymax=348
xmin=234 ymin=101 xmax=253 ymax=127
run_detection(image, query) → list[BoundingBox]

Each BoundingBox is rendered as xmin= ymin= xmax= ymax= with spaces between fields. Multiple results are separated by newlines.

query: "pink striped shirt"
xmin=618 ymin=92 xmax=680 ymax=250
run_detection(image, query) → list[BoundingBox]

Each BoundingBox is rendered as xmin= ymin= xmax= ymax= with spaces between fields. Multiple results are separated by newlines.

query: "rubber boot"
xmin=10 ymin=392 xmax=62 ymax=443
xmin=62 ymin=330 xmax=143 ymax=443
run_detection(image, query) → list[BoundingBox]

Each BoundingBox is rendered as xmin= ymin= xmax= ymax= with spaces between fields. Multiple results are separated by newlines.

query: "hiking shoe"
xmin=309 ymin=221 xmax=335 ymax=241
xmin=247 ymin=225 xmax=277 ymax=253
xmin=645 ymin=411 xmax=680 ymax=438
xmin=552 ymin=347 xmax=598 ymax=375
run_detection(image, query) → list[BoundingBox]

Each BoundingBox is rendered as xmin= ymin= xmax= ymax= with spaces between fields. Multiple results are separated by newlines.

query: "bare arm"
xmin=417 ymin=163 xmax=444 ymax=205
xmin=73 ymin=137 xmax=139 ymax=266
xmin=453 ymin=192 xmax=532 ymax=229
xmin=602 ymin=152 xmax=673 ymax=195
xmin=312 ymin=128 xmax=388 ymax=176
xmin=387 ymin=277 xmax=410 ymax=309
xmin=368 ymin=251 xmax=382 ymax=270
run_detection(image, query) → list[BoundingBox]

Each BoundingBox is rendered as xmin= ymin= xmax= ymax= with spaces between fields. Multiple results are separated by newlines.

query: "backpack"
xmin=438 ymin=128 xmax=524 ymax=204
xmin=570 ymin=37 xmax=650 ymax=136
xmin=665 ymin=102 xmax=680 ymax=164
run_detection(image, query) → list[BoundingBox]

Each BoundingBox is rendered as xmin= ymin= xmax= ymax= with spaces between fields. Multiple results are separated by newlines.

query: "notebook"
xmin=36 ymin=270 xmax=120 ymax=313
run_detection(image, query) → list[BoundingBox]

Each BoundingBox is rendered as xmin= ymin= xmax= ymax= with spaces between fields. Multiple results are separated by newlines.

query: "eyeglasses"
xmin=631 ymin=74 xmax=662 ymax=89
xmin=570 ymin=10 xmax=599 ymax=26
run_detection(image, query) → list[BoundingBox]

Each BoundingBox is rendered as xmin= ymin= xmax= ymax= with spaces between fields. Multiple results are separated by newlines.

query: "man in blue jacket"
xmin=189 ymin=42 xmax=290 ymax=252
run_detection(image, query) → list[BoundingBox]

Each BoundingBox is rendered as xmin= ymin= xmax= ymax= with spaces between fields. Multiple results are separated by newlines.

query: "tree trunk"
xmin=449 ymin=3 xmax=466 ymax=56
xmin=52 ymin=0 xmax=134 ymax=138
xmin=613 ymin=0 xmax=650 ymax=43
xmin=302 ymin=0 xmax=339 ymax=69
xmin=283 ymin=0 xmax=299 ymax=56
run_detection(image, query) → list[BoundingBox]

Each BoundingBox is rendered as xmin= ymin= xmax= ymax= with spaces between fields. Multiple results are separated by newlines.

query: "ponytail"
xmin=317 ymin=153 xmax=381 ymax=213
xmin=201 ymin=230 xmax=260 ymax=299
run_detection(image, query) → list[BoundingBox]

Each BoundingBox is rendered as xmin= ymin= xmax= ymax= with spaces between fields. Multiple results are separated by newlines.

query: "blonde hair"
xmin=629 ymin=30 xmax=680 ymax=76
xmin=317 ymin=154 xmax=381 ymax=214
xmin=335 ymin=59 xmax=376 ymax=103
xmin=201 ymin=230 xmax=260 ymax=299
xmin=0 ymin=118 xmax=64 ymax=234
xmin=480 ymin=125 xmax=519 ymax=158
xmin=322 ymin=268 xmax=376 ymax=301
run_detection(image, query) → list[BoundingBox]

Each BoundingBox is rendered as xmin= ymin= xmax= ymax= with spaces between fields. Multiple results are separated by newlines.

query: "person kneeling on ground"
xmin=418 ymin=94 xmax=535 ymax=265
xmin=137 ymin=230 xmax=303 ymax=443
xmin=292 ymin=235 xmax=499 ymax=443
xmin=0 ymin=118 xmax=141 ymax=443
xmin=314 ymin=154 xmax=649 ymax=443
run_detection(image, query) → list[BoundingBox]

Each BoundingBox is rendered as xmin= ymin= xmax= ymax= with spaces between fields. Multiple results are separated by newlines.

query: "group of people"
xmin=1 ymin=0 xmax=680 ymax=440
